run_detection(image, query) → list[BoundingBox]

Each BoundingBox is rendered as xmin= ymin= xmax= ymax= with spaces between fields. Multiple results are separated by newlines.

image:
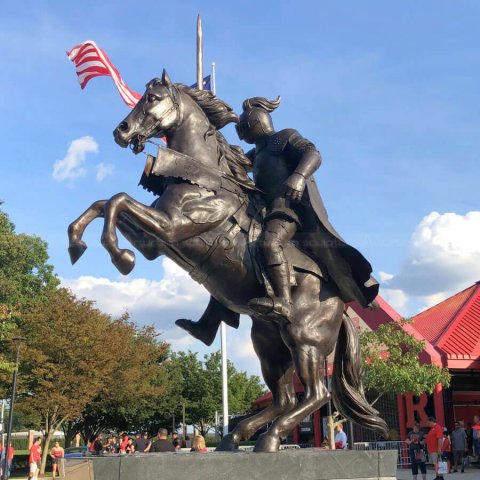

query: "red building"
xmin=250 ymin=282 xmax=480 ymax=446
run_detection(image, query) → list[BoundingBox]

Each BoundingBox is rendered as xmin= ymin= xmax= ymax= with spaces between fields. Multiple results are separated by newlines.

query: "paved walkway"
xmin=396 ymin=466 xmax=479 ymax=480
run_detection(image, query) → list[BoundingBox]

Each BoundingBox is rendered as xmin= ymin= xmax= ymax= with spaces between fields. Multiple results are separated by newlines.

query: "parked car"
xmin=64 ymin=446 xmax=92 ymax=458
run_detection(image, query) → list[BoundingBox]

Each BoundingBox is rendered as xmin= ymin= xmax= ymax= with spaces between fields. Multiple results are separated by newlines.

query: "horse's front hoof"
xmin=215 ymin=433 xmax=240 ymax=452
xmin=253 ymin=433 xmax=281 ymax=453
xmin=68 ymin=241 xmax=88 ymax=264
xmin=113 ymin=249 xmax=136 ymax=275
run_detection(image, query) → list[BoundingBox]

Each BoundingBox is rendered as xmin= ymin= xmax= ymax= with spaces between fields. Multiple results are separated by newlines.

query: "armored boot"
xmin=248 ymin=262 xmax=294 ymax=322
xmin=248 ymin=218 xmax=296 ymax=322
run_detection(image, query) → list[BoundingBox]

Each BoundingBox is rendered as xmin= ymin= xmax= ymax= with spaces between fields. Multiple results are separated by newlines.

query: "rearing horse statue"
xmin=68 ymin=70 xmax=388 ymax=452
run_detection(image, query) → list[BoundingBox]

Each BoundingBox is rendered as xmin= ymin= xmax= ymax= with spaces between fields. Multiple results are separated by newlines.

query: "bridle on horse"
xmin=131 ymin=83 xmax=181 ymax=153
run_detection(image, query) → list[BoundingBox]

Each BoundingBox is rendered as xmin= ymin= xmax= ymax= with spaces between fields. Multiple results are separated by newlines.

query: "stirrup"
xmin=248 ymin=296 xmax=293 ymax=322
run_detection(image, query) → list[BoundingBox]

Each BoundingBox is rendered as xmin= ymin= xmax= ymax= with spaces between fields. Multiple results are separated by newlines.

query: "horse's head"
xmin=113 ymin=70 xmax=179 ymax=153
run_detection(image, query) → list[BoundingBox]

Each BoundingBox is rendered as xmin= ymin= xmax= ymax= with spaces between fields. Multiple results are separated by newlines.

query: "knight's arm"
xmin=284 ymin=133 xmax=321 ymax=200
xmin=245 ymin=148 xmax=256 ymax=162
xmin=288 ymin=134 xmax=322 ymax=179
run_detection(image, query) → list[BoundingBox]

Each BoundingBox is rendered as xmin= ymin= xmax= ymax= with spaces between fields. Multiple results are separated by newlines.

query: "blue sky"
xmin=1 ymin=1 xmax=479 ymax=376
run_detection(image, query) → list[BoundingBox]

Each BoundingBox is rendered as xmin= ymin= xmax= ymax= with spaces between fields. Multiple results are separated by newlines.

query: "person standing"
xmin=334 ymin=423 xmax=348 ymax=449
xmin=149 ymin=429 xmax=176 ymax=453
xmin=473 ymin=415 xmax=480 ymax=460
xmin=190 ymin=435 xmax=208 ymax=452
xmin=451 ymin=421 xmax=467 ymax=473
xmin=119 ymin=433 xmax=129 ymax=454
xmin=405 ymin=424 xmax=426 ymax=480
xmin=49 ymin=441 xmax=64 ymax=480
xmin=93 ymin=435 xmax=104 ymax=455
xmin=1 ymin=442 xmax=15 ymax=479
xmin=134 ymin=432 xmax=151 ymax=453
xmin=28 ymin=437 xmax=42 ymax=480
xmin=426 ymin=417 xmax=444 ymax=480
xmin=171 ymin=432 xmax=180 ymax=450
xmin=441 ymin=430 xmax=451 ymax=473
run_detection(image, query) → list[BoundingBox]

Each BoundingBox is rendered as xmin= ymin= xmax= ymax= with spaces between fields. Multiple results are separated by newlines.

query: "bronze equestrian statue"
xmin=67 ymin=70 xmax=388 ymax=452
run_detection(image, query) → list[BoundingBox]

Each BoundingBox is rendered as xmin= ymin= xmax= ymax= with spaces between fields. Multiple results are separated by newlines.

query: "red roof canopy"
xmin=411 ymin=282 xmax=480 ymax=369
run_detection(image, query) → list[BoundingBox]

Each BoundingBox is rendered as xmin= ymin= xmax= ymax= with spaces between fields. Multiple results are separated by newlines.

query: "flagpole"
xmin=211 ymin=60 xmax=228 ymax=436
xmin=211 ymin=62 xmax=216 ymax=95
xmin=196 ymin=15 xmax=203 ymax=90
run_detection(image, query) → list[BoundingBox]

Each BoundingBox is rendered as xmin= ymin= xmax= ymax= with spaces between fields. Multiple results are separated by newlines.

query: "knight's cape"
xmin=267 ymin=129 xmax=379 ymax=307
xmin=301 ymin=177 xmax=378 ymax=306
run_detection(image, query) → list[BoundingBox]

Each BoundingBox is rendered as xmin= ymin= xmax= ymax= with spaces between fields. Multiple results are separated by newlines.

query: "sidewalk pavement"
xmin=396 ymin=465 xmax=480 ymax=480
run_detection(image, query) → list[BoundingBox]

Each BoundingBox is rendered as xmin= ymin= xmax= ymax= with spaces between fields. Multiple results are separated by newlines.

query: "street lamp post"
xmin=2 ymin=337 xmax=25 ymax=480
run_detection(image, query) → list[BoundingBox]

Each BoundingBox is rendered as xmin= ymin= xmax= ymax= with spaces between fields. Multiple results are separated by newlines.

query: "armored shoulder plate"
xmin=288 ymin=132 xmax=316 ymax=154
xmin=269 ymin=129 xmax=299 ymax=155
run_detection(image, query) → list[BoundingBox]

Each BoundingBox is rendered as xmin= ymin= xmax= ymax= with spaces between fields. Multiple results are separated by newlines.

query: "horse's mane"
xmin=176 ymin=84 xmax=255 ymax=190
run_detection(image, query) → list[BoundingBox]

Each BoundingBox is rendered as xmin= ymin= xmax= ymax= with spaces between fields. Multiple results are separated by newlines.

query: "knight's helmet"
xmin=236 ymin=96 xmax=281 ymax=142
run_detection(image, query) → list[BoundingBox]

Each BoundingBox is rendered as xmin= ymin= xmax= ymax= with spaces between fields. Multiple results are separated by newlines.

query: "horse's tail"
xmin=331 ymin=313 xmax=389 ymax=438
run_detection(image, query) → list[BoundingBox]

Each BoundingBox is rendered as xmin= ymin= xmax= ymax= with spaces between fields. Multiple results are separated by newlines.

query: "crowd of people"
xmin=89 ymin=430 xmax=209 ymax=455
xmin=405 ymin=415 xmax=480 ymax=480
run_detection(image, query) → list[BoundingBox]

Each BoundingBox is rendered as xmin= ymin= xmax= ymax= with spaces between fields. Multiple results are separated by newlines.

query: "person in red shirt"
xmin=441 ymin=430 xmax=451 ymax=474
xmin=28 ymin=437 xmax=42 ymax=480
xmin=426 ymin=417 xmax=445 ymax=480
xmin=119 ymin=433 xmax=129 ymax=454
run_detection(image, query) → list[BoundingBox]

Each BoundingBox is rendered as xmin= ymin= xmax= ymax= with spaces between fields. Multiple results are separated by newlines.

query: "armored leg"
xmin=249 ymin=218 xmax=297 ymax=322
xmin=176 ymin=296 xmax=240 ymax=346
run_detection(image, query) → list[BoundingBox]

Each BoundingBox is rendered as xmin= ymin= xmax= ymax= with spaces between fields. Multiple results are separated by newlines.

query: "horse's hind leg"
xmin=254 ymin=277 xmax=344 ymax=452
xmin=216 ymin=318 xmax=296 ymax=451
xmin=68 ymin=200 xmax=107 ymax=264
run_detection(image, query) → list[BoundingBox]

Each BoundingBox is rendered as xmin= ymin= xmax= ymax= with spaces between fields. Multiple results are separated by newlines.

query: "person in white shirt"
xmin=335 ymin=423 xmax=348 ymax=449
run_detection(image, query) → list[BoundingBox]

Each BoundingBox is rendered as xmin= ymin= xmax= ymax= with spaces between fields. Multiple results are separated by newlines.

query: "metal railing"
xmin=239 ymin=444 xmax=301 ymax=452
xmin=353 ymin=440 xmax=410 ymax=467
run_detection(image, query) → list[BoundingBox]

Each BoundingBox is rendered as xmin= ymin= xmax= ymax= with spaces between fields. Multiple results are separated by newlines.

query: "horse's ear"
xmin=162 ymin=69 xmax=172 ymax=87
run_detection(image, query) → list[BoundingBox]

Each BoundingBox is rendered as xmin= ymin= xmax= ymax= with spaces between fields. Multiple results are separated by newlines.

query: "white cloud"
xmin=381 ymin=211 xmax=480 ymax=315
xmin=95 ymin=163 xmax=114 ymax=182
xmin=52 ymin=136 xmax=98 ymax=182
xmin=61 ymin=258 xmax=209 ymax=321
xmin=378 ymin=271 xmax=394 ymax=282
xmin=378 ymin=286 xmax=408 ymax=312
xmin=60 ymin=258 xmax=262 ymax=376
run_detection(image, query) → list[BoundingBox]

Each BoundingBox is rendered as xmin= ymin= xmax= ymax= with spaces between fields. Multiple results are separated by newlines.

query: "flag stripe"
xmin=67 ymin=40 xmax=141 ymax=108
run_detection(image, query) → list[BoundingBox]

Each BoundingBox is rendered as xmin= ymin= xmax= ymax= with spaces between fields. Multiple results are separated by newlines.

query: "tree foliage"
xmin=359 ymin=319 xmax=451 ymax=401
xmin=166 ymin=351 xmax=265 ymax=437
xmin=0 ymin=209 xmax=58 ymax=369
xmin=9 ymin=288 xmax=169 ymax=473
xmin=63 ymin=321 xmax=172 ymax=444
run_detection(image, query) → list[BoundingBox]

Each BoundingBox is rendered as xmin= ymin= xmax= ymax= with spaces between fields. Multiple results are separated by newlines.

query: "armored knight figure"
xmin=236 ymin=96 xmax=322 ymax=322
xmin=176 ymin=95 xmax=379 ymax=343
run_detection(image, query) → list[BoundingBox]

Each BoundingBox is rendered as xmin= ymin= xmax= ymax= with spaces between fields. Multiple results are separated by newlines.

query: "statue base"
xmin=62 ymin=449 xmax=397 ymax=480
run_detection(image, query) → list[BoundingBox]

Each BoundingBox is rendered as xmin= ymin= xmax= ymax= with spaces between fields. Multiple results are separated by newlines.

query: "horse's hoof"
xmin=253 ymin=433 xmax=281 ymax=453
xmin=215 ymin=433 xmax=240 ymax=452
xmin=68 ymin=241 xmax=88 ymax=265
xmin=175 ymin=319 xmax=216 ymax=347
xmin=113 ymin=249 xmax=136 ymax=275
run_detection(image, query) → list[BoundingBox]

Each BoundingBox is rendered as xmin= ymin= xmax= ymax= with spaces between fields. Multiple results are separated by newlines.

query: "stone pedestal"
xmin=62 ymin=449 xmax=397 ymax=480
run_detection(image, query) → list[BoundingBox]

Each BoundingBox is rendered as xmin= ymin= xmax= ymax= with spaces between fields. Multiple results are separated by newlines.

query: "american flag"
xmin=66 ymin=40 xmax=142 ymax=108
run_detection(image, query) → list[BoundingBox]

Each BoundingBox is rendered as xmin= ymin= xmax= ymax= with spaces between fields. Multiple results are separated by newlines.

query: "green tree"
xmin=13 ymin=288 xmax=132 ymax=474
xmin=63 ymin=322 xmax=172 ymax=444
xmin=0 ymin=208 xmax=58 ymax=369
xmin=359 ymin=318 xmax=451 ymax=404
xmin=167 ymin=351 xmax=265 ymax=437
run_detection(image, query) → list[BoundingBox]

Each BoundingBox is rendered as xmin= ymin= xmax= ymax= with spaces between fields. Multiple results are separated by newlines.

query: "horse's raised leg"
xmin=217 ymin=318 xmax=296 ymax=451
xmin=100 ymin=192 xmax=183 ymax=274
xmin=67 ymin=200 xmax=107 ymax=264
xmin=254 ymin=277 xmax=344 ymax=452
